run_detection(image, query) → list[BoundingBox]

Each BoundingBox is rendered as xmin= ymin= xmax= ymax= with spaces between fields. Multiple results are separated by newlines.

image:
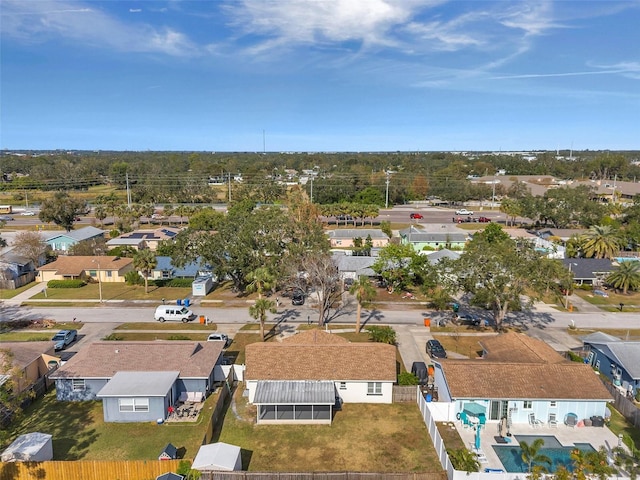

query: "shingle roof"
xmin=479 ymin=332 xmax=566 ymax=364
xmin=37 ymin=255 xmax=133 ymax=275
xmin=426 ymin=249 xmax=461 ymax=263
xmin=245 ymin=339 xmax=396 ymax=382
xmin=282 ymin=329 xmax=349 ymax=345
xmin=50 ymin=341 xmax=223 ymax=379
xmin=45 ymin=226 xmax=105 ymax=242
xmin=583 ymin=334 xmax=640 ymax=379
xmin=563 ymin=259 xmax=613 ymax=279
xmin=333 ymin=255 xmax=376 ymax=276
xmin=439 ymin=360 xmax=611 ymax=400
xmin=0 ymin=341 xmax=56 ymax=369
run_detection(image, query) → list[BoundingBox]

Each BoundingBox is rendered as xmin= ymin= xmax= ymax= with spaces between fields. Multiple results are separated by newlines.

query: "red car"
xmin=478 ymin=216 xmax=491 ymax=223
xmin=410 ymin=213 xmax=423 ymax=219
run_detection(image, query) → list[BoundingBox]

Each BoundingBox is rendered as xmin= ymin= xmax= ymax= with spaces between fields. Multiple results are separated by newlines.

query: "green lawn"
xmin=567 ymin=327 xmax=640 ymax=340
xmin=0 ymin=332 xmax=54 ymax=342
xmin=5 ymin=390 xmax=217 ymax=461
xmin=218 ymin=389 xmax=442 ymax=473
xmin=115 ymin=322 xmax=216 ymax=331
xmin=607 ymin=406 xmax=640 ymax=451
xmin=103 ymin=332 xmax=212 ymax=341
xmin=574 ymin=289 xmax=640 ymax=308
xmin=0 ymin=282 xmax=38 ymax=299
xmin=29 ymin=284 xmax=192 ymax=301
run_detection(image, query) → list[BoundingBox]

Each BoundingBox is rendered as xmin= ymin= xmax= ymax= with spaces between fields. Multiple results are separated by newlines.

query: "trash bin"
xmin=426 ymin=393 xmax=432 ymax=402
xmin=184 ymin=298 xmax=190 ymax=307
xmin=176 ymin=299 xmax=182 ymax=306
xmin=452 ymin=302 xmax=460 ymax=313
xmin=424 ymin=318 xmax=431 ymax=327
xmin=199 ymin=315 xmax=206 ymax=324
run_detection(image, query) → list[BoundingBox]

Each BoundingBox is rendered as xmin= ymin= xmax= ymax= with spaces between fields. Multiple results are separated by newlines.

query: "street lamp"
xmin=93 ymin=258 xmax=103 ymax=303
xmin=565 ymin=262 xmax=577 ymax=310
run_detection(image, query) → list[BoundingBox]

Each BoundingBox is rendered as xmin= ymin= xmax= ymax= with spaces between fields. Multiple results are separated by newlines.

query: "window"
xmin=106 ymin=271 xmax=112 ymax=278
xmin=367 ymin=382 xmax=382 ymax=396
xmin=89 ymin=270 xmax=97 ymax=277
xmin=119 ymin=398 xmax=149 ymax=413
xmin=523 ymin=400 xmax=532 ymax=409
xmin=72 ymin=379 xmax=85 ymax=391
xmin=550 ymin=401 xmax=557 ymax=408
xmin=339 ymin=382 xmax=346 ymax=390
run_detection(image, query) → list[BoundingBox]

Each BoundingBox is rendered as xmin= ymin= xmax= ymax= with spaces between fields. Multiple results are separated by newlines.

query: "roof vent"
xmin=115 ymin=349 xmax=119 ymax=354
xmin=113 ymin=256 xmax=120 ymax=261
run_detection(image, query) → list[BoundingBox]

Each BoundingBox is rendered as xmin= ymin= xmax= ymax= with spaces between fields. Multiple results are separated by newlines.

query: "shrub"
xmin=125 ymin=271 xmax=144 ymax=286
xmin=398 ymin=372 xmax=419 ymax=385
xmin=566 ymin=351 xmax=584 ymax=363
xmin=102 ymin=333 xmax=123 ymax=341
xmin=168 ymin=335 xmax=191 ymax=340
xmin=47 ymin=279 xmax=85 ymax=288
xmin=366 ymin=325 xmax=396 ymax=345
xmin=168 ymin=278 xmax=194 ymax=288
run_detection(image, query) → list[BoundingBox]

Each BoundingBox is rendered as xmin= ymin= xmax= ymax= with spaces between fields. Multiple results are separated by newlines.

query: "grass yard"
xmin=0 ymin=282 xmax=38 ymax=299
xmin=567 ymin=328 xmax=640 ymax=341
xmin=102 ymin=332 xmax=212 ymax=341
xmin=30 ymin=284 xmax=192 ymax=301
xmin=0 ymin=332 xmax=54 ymax=342
xmin=574 ymin=289 xmax=640 ymax=308
xmin=218 ymin=389 xmax=442 ymax=473
xmin=433 ymin=334 xmax=489 ymax=359
xmin=5 ymin=390 xmax=217 ymax=460
xmin=436 ymin=421 xmax=465 ymax=451
xmin=607 ymin=406 xmax=640 ymax=451
xmin=115 ymin=322 xmax=216 ymax=331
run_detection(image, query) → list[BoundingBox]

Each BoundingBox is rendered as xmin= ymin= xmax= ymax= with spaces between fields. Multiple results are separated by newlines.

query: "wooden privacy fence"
xmin=392 ymin=385 xmax=418 ymax=403
xmin=0 ymin=459 xmax=183 ymax=480
xmin=201 ymin=472 xmax=448 ymax=480
xmin=604 ymin=382 xmax=640 ymax=428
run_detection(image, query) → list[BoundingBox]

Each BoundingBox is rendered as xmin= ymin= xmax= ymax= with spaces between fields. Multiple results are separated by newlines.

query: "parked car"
xmin=593 ymin=289 xmax=609 ymax=297
xmin=426 ymin=339 xmax=447 ymax=358
xmin=207 ymin=333 xmax=231 ymax=347
xmin=0 ymin=215 xmax=14 ymax=221
xmin=52 ymin=329 xmax=77 ymax=350
xmin=344 ymin=278 xmax=354 ymax=290
xmin=455 ymin=209 xmax=474 ymax=215
xmin=478 ymin=216 xmax=491 ymax=223
xmin=410 ymin=213 xmax=424 ymax=219
xmin=455 ymin=314 xmax=484 ymax=326
xmin=411 ymin=361 xmax=429 ymax=385
xmin=292 ymin=290 xmax=305 ymax=305
xmin=21 ymin=211 xmax=36 ymax=216
xmin=154 ymin=305 xmax=196 ymax=323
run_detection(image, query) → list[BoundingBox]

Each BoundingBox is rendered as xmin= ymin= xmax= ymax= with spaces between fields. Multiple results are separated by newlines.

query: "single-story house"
xmin=37 ymin=255 xmax=134 ymax=283
xmin=106 ymin=227 xmax=181 ymax=252
xmin=192 ymin=442 xmax=242 ymax=472
xmin=332 ymin=253 xmax=377 ymax=281
xmin=399 ymin=226 xmax=469 ymax=252
xmin=49 ymin=341 xmax=226 ymax=422
xmin=563 ymin=258 xmax=614 ymax=286
xmin=432 ymin=332 xmax=611 ymax=426
xmin=582 ymin=332 xmax=640 ymax=397
xmin=44 ymin=226 xmax=105 ymax=253
xmin=245 ymin=330 xmax=396 ymax=424
xmin=426 ymin=249 xmax=460 ymax=264
xmin=149 ymin=256 xmax=212 ymax=281
xmin=0 ymin=341 xmax=59 ymax=394
xmin=327 ymin=229 xmax=390 ymax=248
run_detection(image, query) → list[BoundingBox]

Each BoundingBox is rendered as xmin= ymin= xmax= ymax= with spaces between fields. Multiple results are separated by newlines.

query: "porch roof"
xmin=97 ymin=371 xmax=179 ymax=397
xmin=254 ymin=380 xmax=335 ymax=405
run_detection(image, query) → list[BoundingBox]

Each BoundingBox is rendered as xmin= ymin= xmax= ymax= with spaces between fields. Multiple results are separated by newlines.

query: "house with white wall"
xmin=244 ymin=330 xmax=396 ymax=424
xmin=431 ymin=332 xmax=611 ymax=427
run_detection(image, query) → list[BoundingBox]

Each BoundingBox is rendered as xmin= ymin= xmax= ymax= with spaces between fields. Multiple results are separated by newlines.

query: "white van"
xmin=154 ymin=305 xmax=196 ymax=323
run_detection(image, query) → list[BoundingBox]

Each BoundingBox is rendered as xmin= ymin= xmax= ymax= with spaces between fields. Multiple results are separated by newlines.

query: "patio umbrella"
xmin=475 ymin=424 xmax=482 ymax=451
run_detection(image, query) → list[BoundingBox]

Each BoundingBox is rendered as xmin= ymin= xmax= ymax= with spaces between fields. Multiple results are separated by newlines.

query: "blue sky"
xmin=1 ymin=0 xmax=639 ymax=152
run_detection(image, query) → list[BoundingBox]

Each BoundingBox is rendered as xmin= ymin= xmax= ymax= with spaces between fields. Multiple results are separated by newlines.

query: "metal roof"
xmin=97 ymin=371 xmax=179 ymax=397
xmin=253 ymin=380 xmax=335 ymax=405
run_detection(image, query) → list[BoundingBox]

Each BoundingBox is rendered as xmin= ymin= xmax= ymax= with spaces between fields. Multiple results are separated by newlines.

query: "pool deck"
xmin=453 ymin=421 xmax=623 ymax=472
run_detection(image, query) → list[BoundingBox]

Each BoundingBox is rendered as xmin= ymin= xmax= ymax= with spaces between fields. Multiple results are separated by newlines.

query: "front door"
xmin=489 ymin=400 xmax=508 ymax=420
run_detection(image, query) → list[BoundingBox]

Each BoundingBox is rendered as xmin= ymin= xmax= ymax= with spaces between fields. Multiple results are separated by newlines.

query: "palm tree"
xmin=245 ymin=267 xmax=276 ymax=299
xmin=249 ymin=298 xmax=276 ymax=341
xmin=133 ymin=249 xmax=157 ymax=294
xmin=580 ymin=225 xmax=624 ymax=260
xmin=448 ymin=448 xmax=480 ymax=473
xmin=349 ymin=275 xmax=377 ymax=333
xmin=607 ymin=261 xmax=640 ymax=294
xmin=519 ymin=438 xmax=551 ymax=474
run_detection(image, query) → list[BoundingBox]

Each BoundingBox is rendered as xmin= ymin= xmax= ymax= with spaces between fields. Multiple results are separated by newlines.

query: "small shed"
xmin=158 ymin=443 xmax=178 ymax=460
xmin=156 ymin=473 xmax=184 ymax=480
xmin=1 ymin=432 xmax=53 ymax=462
xmin=192 ymin=442 xmax=242 ymax=471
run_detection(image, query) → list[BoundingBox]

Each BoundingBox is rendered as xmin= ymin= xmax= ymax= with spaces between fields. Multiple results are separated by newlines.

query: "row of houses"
xmin=19 ymin=330 xmax=636 ymax=426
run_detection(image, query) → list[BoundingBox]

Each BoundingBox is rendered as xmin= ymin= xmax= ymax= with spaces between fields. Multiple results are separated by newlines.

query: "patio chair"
xmin=548 ymin=413 xmax=558 ymax=428
xmin=565 ymin=413 xmax=578 ymax=428
xmin=528 ymin=413 xmax=543 ymax=428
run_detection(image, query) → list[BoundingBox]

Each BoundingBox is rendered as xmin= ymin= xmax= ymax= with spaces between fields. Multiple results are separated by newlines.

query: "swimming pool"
xmin=492 ymin=435 xmax=596 ymax=473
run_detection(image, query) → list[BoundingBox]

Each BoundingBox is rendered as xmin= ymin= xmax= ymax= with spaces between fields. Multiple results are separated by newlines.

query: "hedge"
xmin=153 ymin=278 xmax=194 ymax=288
xmin=47 ymin=279 xmax=86 ymax=288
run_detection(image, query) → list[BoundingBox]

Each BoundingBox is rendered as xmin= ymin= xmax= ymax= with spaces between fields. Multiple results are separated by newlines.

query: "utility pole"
xmin=310 ymin=177 xmax=314 ymax=203
xmin=385 ymin=172 xmax=390 ymax=209
xmin=126 ymin=173 xmax=132 ymax=208
xmin=228 ymin=172 xmax=232 ymax=203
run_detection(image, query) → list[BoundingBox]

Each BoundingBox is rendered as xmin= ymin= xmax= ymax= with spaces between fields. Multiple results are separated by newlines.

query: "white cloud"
xmin=129 ymin=9 xmax=142 ymax=14
xmin=1 ymin=0 xmax=197 ymax=56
